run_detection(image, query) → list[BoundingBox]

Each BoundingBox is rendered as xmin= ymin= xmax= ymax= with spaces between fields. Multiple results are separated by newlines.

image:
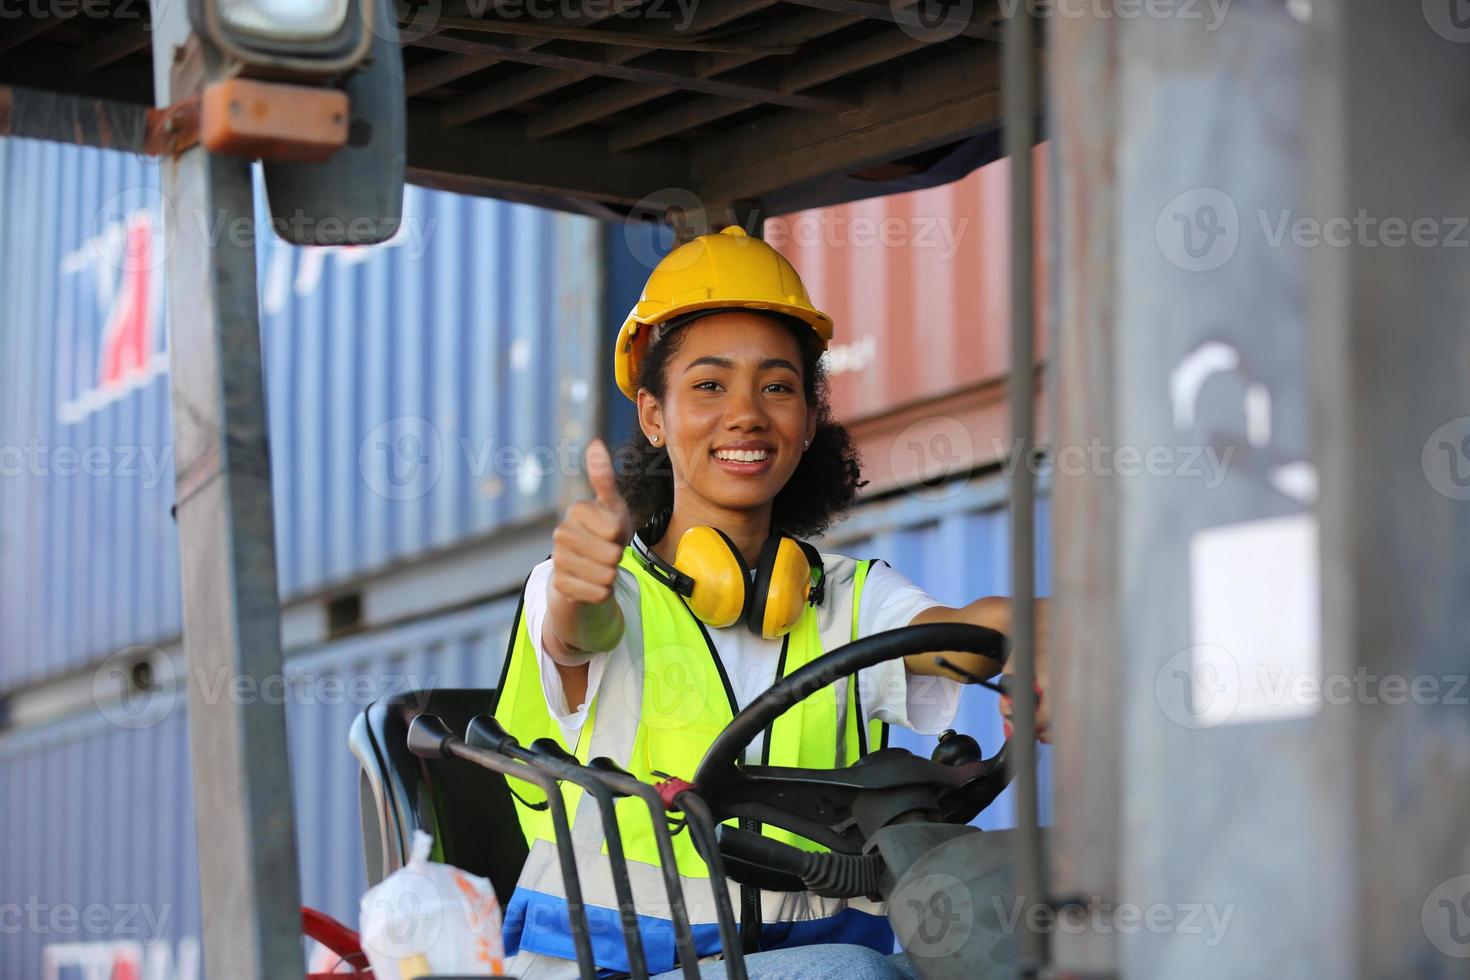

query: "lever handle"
xmin=406 ymin=714 xmax=454 ymax=759
xmin=465 ymin=714 xmax=518 ymax=754
xmin=588 ymin=756 xmax=635 ymax=779
xmin=530 ymin=738 xmax=580 ymax=767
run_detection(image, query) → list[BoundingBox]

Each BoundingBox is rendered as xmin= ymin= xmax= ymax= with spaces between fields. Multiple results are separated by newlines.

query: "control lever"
xmin=405 ymin=714 xmax=597 ymax=980
xmin=575 ymin=755 xmax=712 ymax=980
xmin=589 ymin=758 xmax=748 ymax=980
xmin=651 ymin=777 xmax=750 ymax=980
xmin=464 ymin=716 xmax=649 ymax=980
xmin=935 ymin=655 xmax=1040 ymax=706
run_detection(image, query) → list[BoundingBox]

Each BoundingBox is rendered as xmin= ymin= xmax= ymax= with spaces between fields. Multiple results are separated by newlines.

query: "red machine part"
xmin=302 ymin=906 xmax=373 ymax=978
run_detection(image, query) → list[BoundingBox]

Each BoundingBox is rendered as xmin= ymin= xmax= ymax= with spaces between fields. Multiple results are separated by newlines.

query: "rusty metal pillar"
xmin=148 ymin=7 xmax=304 ymax=979
xmin=1004 ymin=1 xmax=1046 ymax=975
xmin=1303 ymin=1 xmax=1470 ymax=974
xmin=1050 ymin=0 xmax=1470 ymax=976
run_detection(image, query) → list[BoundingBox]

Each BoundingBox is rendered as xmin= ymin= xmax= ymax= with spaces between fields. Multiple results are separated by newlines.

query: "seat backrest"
xmin=350 ymin=689 xmax=529 ymax=905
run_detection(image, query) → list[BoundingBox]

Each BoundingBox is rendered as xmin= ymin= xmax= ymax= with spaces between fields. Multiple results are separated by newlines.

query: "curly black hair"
xmin=613 ymin=312 xmax=866 ymax=540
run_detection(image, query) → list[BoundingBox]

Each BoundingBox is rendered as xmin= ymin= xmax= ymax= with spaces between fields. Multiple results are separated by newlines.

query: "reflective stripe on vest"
xmin=492 ymin=550 xmax=891 ymax=974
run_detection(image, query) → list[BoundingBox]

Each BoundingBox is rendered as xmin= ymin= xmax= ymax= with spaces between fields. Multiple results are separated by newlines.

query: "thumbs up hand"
xmin=549 ymin=439 xmax=634 ymax=607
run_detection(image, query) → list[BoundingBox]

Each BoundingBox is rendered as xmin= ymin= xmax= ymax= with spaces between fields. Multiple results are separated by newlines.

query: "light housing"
xmin=191 ymin=0 xmax=374 ymax=75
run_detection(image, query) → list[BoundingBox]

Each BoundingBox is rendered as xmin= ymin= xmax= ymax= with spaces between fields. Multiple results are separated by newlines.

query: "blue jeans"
xmin=652 ymin=944 xmax=919 ymax=979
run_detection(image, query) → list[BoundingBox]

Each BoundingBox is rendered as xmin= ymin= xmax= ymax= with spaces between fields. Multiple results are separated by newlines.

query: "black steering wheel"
xmin=690 ymin=623 xmax=1014 ymax=893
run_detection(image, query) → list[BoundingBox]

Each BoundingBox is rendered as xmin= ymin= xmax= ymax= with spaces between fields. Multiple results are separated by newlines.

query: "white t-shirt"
xmin=522 ymin=550 xmax=963 ymax=758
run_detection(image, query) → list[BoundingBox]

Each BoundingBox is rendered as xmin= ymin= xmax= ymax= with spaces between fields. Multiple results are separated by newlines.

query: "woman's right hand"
xmin=544 ymin=439 xmax=632 ymax=661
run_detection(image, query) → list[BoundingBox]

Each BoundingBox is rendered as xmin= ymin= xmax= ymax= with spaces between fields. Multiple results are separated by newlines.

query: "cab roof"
xmin=0 ymin=0 xmax=1019 ymax=217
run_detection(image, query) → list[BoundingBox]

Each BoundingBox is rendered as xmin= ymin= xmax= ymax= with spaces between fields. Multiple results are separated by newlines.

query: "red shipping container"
xmin=771 ymin=148 xmax=1052 ymax=495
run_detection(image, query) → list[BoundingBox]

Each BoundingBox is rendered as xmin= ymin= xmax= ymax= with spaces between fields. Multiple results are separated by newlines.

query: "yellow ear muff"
xmin=749 ymin=537 xmax=812 ymax=639
xmin=673 ymin=525 xmax=750 ymax=629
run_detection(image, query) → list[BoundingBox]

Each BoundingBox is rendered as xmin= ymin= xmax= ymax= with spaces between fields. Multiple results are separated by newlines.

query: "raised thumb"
xmin=584 ymin=438 xmax=622 ymax=508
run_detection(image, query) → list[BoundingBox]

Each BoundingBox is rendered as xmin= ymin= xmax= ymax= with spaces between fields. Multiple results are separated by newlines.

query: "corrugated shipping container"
xmin=0 ymin=710 xmax=205 ymax=980
xmin=0 ymin=137 xmax=181 ymax=694
xmin=0 ymin=478 xmax=1048 ymax=978
xmin=0 ymin=595 xmax=521 ymax=980
xmin=0 ymin=137 xmax=604 ymax=691
xmin=776 ymin=147 xmax=1052 ymax=426
xmin=827 ymin=479 xmax=1053 ymax=830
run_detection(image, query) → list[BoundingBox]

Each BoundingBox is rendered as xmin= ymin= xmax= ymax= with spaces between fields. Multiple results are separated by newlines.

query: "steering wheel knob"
xmin=931 ymin=729 xmax=982 ymax=767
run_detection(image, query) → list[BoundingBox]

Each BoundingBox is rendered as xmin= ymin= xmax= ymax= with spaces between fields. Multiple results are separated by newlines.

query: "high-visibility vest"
xmin=491 ymin=548 xmax=892 ymax=976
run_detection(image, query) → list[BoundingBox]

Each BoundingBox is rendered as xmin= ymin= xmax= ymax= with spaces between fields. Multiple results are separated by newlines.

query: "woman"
xmin=493 ymin=226 xmax=1045 ymax=979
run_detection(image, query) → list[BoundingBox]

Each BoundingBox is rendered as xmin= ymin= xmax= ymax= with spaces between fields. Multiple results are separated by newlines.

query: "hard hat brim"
xmin=615 ymin=301 xmax=833 ymax=401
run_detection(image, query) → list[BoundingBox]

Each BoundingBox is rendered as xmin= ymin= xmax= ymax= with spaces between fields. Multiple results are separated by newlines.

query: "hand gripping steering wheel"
xmin=690 ymin=623 xmax=1014 ymax=896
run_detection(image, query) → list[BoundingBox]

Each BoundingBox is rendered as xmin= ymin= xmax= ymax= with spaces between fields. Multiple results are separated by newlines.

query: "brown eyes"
xmin=691 ymin=380 xmax=796 ymax=393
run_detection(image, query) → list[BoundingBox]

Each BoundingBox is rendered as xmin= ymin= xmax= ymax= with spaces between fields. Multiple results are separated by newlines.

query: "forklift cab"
xmin=0 ymin=0 xmax=1052 ymax=974
xmin=349 ymin=689 xmax=527 ymax=904
xmin=4 ymin=0 xmax=1462 ymax=972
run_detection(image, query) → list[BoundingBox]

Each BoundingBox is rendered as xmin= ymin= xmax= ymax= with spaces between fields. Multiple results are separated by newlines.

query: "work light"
xmin=216 ymin=0 xmax=350 ymax=41
xmin=192 ymin=0 xmax=373 ymax=74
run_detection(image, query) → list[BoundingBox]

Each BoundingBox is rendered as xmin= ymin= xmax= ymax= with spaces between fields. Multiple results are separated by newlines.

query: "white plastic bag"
xmin=359 ymin=830 xmax=506 ymax=979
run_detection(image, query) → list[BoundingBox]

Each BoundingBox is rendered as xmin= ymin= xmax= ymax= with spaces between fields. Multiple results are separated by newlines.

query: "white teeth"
xmin=715 ymin=448 xmax=769 ymax=462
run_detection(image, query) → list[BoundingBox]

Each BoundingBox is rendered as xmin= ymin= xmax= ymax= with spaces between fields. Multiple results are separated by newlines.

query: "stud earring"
xmin=803 ymin=439 xmax=809 ymax=450
xmin=650 ymin=434 xmax=660 ymax=445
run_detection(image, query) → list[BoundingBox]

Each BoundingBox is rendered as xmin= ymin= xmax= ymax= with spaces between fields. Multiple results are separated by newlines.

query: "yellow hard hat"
xmin=614 ymin=225 xmax=833 ymax=401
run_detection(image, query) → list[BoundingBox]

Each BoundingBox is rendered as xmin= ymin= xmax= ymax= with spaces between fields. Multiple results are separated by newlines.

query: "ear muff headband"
xmin=631 ymin=531 xmax=695 ymax=596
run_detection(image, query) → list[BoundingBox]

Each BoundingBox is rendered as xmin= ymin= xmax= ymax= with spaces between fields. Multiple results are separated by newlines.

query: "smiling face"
xmin=636 ymin=311 xmax=818 ymax=527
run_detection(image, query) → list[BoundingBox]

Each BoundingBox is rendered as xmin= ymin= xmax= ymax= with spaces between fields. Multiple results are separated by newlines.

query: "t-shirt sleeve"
xmin=521 ymin=557 xmax=638 ymax=742
xmin=852 ymin=560 xmax=963 ymax=736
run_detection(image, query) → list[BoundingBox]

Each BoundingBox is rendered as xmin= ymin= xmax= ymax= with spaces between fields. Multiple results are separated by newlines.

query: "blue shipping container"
xmin=0 ymin=596 xmax=521 ymax=980
xmin=829 ymin=479 xmax=1053 ymax=830
xmin=0 ymin=136 xmax=606 ymax=691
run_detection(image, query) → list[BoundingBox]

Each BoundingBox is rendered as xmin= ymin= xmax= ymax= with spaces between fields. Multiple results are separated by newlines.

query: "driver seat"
xmin=349 ymin=688 xmax=529 ymax=904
